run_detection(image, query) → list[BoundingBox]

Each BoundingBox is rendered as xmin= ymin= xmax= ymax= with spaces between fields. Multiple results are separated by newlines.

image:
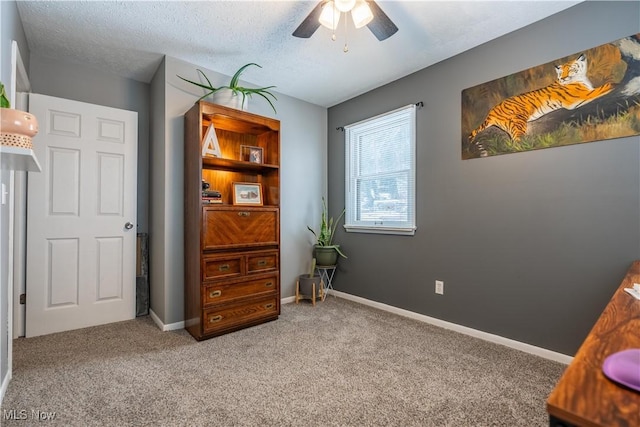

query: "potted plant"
xmin=307 ymin=197 xmax=347 ymax=266
xmin=177 ymin=63 xmax=277 ymax=113
xmin=0 ymin=81 xmax=39 ymax=149
xmin=296 ymin=258 xmax=323 ymax=305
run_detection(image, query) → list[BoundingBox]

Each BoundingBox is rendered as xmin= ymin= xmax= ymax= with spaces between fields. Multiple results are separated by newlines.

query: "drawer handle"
xmin=257 ymin=260 xmax=267 ymax=266
xmin=218 ymin=264 xmax=230 ymax=271
xmin=264 ymin=303 xmax=275 ymax=310
xmin=265 ymin=281 xmax=274 ymax=288
xmin=209 ymin=290 xmax=222 ymax=298
xmin=238 ymin=211 xmax=250 ymax=217
xmin=209 ymin=315 xmax=223 ymax=323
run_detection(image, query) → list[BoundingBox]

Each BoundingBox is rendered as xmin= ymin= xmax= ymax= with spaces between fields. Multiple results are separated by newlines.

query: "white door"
xmin=26 ymin=93 xmax=138 ymax=337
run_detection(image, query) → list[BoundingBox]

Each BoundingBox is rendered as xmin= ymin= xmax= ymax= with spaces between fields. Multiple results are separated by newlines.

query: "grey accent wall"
xmin=327 ymin=1 xmax=640 ymax=356
xmin=29 ymin=55 xmax=150 ymax=234
xmin=149 ymin=56 xmax=326 ymax=325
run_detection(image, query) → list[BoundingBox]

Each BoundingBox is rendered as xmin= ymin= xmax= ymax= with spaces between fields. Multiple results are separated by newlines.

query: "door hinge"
xmin=20 ymin=293 xmax=26 ymax=305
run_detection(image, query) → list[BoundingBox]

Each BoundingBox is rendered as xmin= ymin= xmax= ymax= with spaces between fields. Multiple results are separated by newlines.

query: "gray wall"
xmin=149 ymin=56 xmax=327 ymax=326
xmin=29 ymin=56 xmax=150 ymax=234
xmin=327 ymin=1 xmax=640 ymax=356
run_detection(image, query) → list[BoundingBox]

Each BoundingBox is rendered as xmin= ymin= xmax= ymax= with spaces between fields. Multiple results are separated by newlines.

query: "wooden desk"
xmin=547 ymin=260 xmax=640 ymax=426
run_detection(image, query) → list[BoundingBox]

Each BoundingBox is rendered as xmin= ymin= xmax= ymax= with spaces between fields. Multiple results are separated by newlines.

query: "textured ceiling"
xmin=16 ymin=1 xmax=581 ymax=107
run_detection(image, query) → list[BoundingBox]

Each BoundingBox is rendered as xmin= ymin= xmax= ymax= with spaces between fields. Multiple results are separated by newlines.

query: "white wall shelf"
xmin=0 ymin=146 xmax=41 ymax=172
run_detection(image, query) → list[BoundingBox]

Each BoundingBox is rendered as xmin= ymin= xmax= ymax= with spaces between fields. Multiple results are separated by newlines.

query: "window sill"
xmin=344 ymin=225 xmax=416 ymax=236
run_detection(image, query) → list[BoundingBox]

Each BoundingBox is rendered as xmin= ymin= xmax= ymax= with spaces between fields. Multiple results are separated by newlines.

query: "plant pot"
xmin=1 ymin=108 xmax=39 ymax=149
xmin=212 ymin=89 xmax=248 ymax=111
xmin=298 ymin=274 xmax=322 ymax=297
xmin=314 ymin=245 xmax=340 ymax=266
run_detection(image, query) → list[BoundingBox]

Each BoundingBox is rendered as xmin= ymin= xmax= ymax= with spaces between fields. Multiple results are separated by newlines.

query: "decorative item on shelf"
xmin=202 ymin=124 xmax=221 ymax=157
xmin=202 ymin=189 xmax=223 ymax=205
xmin=177 ymin=63 xmax=277 ymax=114
xmin=0 ymin=81 xmax=39 ymax=149
xmin=232 ymin=182 xmax=263 ymax=206
xmin=241 ymin=145 xmax=263 ymax=164
xmin=307 ymin=197 xmax=347 ymax=266
xmin=201 ymin=180 xmax=222 ymax=204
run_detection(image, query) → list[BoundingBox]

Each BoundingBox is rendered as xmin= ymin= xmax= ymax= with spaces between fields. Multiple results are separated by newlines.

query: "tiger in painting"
xmin=468 ymin=54 xmax=615 ymax=142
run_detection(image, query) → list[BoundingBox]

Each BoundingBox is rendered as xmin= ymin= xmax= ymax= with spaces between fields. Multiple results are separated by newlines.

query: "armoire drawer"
xmin=202 ymin=295 xmax=279 ymax=334
xmin=247 ymin=251 xmax=278 ymax=274
xmin=202 ymin=255 xmax=243 ymax=281
xmin=202 ymin=274 xmax=278 ymax=306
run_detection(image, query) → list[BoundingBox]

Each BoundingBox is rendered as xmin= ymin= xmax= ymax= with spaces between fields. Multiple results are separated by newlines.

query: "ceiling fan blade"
xmin=292 ymin=1 xmax=326 ymax=38
xmin=366 ymin=0 xmax=398 ymax=41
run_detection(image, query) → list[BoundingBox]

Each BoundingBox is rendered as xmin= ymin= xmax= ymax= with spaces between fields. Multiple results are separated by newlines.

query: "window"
xmin=345 ymin=104 xmax=416 ymax=235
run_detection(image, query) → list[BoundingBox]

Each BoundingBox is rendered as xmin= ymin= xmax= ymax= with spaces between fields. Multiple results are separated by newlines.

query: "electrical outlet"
xmin=435 ymin=280 xmax=444 ymax=295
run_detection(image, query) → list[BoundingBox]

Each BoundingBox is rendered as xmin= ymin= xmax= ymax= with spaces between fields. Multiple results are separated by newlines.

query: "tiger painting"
xmin=468 ymin=54 xmax=615 ymax=142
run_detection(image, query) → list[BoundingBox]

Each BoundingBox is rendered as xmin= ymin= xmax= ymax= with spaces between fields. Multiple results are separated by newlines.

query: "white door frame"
xmin=2 ymin=40 xmax=32 ymax=405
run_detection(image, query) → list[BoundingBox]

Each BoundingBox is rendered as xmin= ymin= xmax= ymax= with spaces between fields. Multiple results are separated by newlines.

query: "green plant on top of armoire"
xmin=307 ymin=197 xmax=347 ymax=266
xmin=177 ymin=63 xmax=277 ymax=114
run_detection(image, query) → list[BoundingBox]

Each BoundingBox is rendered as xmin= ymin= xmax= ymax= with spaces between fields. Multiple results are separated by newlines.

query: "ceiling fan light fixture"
xmin=319 ymin=1 xmax=341 ymax=30
xmin=334 ymin=0 xmax=356 ymax=13
xmin=351 ymin=0 xmax=373 ymax=29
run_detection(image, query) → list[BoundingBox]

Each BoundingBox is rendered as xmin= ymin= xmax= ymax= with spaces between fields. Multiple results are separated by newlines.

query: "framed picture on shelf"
xmin=232 ymin=182 xmax=263 ymax=206
xmin=240 ymin=145 xmax=263 ymax=164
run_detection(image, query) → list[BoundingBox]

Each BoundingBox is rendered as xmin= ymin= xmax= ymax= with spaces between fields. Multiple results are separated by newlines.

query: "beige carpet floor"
xmin=1 ymin=297 xmax=565 ymax=426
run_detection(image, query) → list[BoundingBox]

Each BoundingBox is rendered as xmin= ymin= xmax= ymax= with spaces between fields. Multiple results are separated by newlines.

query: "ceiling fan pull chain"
xmin=343 ymin=12 xmax=349 ymax=53
xmin=331 ymin=2 xmax=337 ymax=41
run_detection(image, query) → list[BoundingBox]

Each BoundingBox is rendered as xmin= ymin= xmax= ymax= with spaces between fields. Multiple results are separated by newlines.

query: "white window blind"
xmin=344 ymin=104 xmax=416 ymax=235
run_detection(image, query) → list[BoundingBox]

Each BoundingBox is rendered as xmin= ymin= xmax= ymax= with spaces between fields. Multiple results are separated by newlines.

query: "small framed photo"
xmin=232 ymin=182 xmax=263 ymax=206
xmin=241 ymin=145 xmax=263 ymax=164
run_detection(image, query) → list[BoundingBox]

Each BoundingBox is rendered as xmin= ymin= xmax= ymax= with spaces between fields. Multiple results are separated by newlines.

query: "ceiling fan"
xmin=292 ymin=0 xmax=398 ymax=42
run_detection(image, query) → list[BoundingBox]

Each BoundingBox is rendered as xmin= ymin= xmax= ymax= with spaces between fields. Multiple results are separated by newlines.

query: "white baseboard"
xmin=281 ymin=295 xmax=296 ymax=305
xmin=149 ymin=309 xmax=185 ymax=332
xmin=331 ymin=290 xmax=573 ymax=365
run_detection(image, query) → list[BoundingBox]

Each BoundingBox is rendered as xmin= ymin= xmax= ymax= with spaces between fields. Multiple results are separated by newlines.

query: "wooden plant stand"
xmin=295 ymin=277 xmax=325 ymax=306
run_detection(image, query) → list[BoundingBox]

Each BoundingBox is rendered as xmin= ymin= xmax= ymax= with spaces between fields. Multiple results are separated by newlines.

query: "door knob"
xmin=125 ymin=222 xmax=134 ymax=230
